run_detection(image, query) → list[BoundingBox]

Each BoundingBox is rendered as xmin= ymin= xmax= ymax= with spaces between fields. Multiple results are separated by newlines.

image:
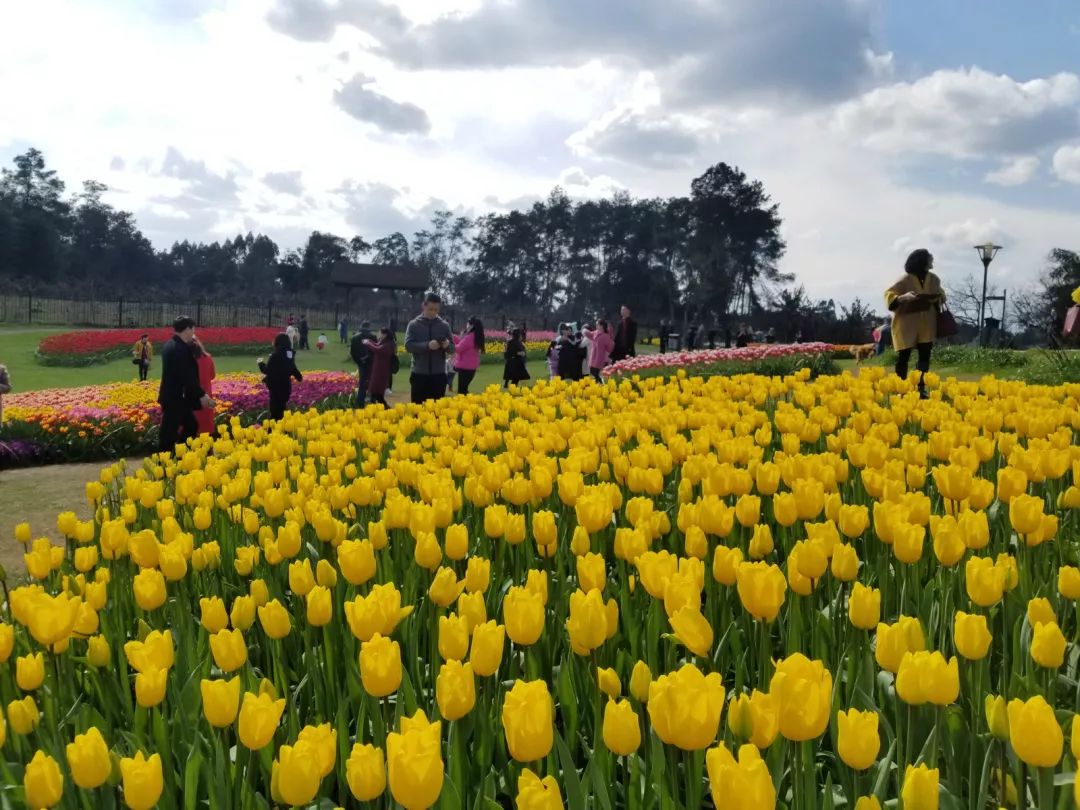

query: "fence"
xmin=0 ymin=293 xmax=550 ymax=334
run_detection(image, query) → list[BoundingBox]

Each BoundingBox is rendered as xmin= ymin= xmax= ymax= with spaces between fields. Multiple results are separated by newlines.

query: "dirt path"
xmin=0 ymin=460 xmax=120 ymax=578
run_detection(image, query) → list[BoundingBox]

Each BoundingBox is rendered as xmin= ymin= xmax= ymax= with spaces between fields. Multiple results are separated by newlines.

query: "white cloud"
xmin=1052 ymin=144 xmax=1080 ymax=183
xmin=985 ymin=156 xmax=1040 ymax=186
xmin=834 ymin=68 xmax=1080 ymax=158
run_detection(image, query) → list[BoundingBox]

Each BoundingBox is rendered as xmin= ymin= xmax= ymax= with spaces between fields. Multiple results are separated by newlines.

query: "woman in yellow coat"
xmin=885 ymin=249 xmax=944 ymax=398
xmin=132 ymin=334 xmax=154 ymax=382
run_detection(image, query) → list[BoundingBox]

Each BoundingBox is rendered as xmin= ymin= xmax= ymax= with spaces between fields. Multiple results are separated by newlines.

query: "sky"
xmin=1 ymin=0 xmax=1079 ymax=305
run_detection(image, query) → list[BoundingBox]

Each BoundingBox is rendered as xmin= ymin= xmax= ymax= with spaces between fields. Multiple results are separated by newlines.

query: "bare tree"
xmin=946 ymin=274 xmax=1000 ymax=327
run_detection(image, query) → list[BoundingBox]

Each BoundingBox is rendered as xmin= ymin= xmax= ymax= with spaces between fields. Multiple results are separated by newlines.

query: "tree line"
xmin=2 ymin=148 xmax=1074 ymax=343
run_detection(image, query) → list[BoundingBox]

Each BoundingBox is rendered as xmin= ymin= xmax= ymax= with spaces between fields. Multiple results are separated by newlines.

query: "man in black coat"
xmin=349 ymin=320 xmax=378 ymax=406
xmin=298 ymin=316 xmax=310 ymax=350
xmin=157 ymin=316 xmax=213 ymax=453
xmin=611 ymin=304 xmax=638 ymax=361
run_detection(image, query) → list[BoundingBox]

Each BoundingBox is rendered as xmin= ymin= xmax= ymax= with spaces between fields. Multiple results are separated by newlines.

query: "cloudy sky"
xmin=2 ymin=0 xmax=1079 ymax=304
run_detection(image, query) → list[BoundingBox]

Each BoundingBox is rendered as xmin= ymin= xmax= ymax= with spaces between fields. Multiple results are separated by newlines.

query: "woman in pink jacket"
xmin=583 ymin=319 xmax=615 ymax=382
xmin=452 ymin=317 xmax=484 ymax=395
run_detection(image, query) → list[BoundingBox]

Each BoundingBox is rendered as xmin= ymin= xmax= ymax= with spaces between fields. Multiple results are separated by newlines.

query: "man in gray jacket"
xmin=404 ymin=292 xmax=455 ymax=404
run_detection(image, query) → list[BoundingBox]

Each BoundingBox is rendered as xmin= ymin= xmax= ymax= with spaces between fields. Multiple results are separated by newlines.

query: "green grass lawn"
xmin=0 ymin=327 xmax=540 ymax=393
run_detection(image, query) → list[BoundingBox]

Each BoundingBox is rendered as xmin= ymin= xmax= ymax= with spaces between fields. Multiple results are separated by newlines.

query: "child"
xmin=316 ymin=333 xmax=328 ymax=351
xmin=258 ymin=333 xmax=303 ymax=421
xmin=503 ymin=328 xmax=530 ymax=388
xmin=445 ymin=356 xmax=457 ymax=394
xmin=362 ymin=328 xmax=397 ymax=406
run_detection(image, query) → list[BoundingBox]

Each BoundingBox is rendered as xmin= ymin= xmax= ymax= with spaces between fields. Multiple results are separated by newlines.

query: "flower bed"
xmin=3 ymin=373 xmax=1080 ymax=806
xmin=605 ymin=342 xmax=842 ymax=378
xmin=0 ymin=372 xmax=356 ymax=466
xmin=37 ymin=328 xmax=283 ymax=366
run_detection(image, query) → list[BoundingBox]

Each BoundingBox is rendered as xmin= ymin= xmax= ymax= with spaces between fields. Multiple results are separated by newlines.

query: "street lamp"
xmin=974 ymin=242 xmax=1002 ymax=346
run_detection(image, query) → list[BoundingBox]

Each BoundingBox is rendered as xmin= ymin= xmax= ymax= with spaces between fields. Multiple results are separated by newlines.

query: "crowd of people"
xmin=1 ymin=248 xmax=958 ymax=455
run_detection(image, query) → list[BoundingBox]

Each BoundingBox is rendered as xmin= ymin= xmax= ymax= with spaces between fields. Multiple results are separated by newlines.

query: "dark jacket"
xmin=259 ymin=349 xmax=303 ymax=399
xmin=556 ymin=336 xmax=585 ymax=380
xmin=612 ymin=317 xmax=638 ymax=360
xmin=157 ymin=336 xmax=204 ymax=409
xmin=503 ymin=338 xmax=530 ymax=383
xmin=363 ymin=339 xmax=395 ymax=396
xmin=350 ymin=329 xmax=378 ymax=367
xmin=404 ymin=314 xmax=454 ymax=376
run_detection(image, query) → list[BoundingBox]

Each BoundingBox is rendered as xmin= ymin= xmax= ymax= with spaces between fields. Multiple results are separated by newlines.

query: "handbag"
xmin=936 ymin=305 xmax=958 ymax=339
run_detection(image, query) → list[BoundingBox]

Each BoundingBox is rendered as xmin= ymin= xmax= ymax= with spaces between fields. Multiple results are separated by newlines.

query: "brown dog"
xmin=852 ymin=344 xmax=877 ymax=363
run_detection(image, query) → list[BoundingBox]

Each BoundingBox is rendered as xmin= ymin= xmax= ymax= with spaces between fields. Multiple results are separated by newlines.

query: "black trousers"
xmin=896 ymin=342 xmax=933 ymax=387
xmin=456 ymin=369 xmax=477 ymax=395
xmin=590 ymin=367 xmax=603 ymax=382
xmin=269 ymin=397 xmax=288 ymax=421
xmin=411 ymin=373 xmax=446 ymax=404
xmin=356 ymin=363 xmax=373 ymax=406
xmin=159 ymin=405 xmax=197 ymax=453
xmin=138 ymin=361 xmax=150 ymax=381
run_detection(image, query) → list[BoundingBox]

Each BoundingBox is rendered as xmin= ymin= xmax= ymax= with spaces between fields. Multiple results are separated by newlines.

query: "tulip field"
xmin=3 ymin=366 xmax=1080 ymax=808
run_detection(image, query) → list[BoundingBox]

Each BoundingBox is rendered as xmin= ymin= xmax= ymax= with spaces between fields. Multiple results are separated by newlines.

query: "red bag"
xmin=936 ymin=306 xmax=958 ymax=339
xmin=1064 ymin=306 xmax=1080 ymax=338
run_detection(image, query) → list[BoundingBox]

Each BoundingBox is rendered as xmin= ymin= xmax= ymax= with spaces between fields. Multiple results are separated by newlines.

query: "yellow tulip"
xmin=770 ymin=653 xmax=832 ymax=741
xmin=836 ymin=709 xmax=880 ymax=770
xmin=576 ymin=553 xmax=607 ymax=593
xmin=629 ymin=660 xmax=652 ymax=703
xmin=597 ymin=667 xmax=621 ymax=698
xmin=469 ymin=621 xmax=505 ymax=677
xmin=1009 ymin=493 xmax=1045 ymax=537
xmin=238 ymin=692 xmax=286 ymax=750
xmin=65 ymin=727 xmax=111 ymax=789
xmin=1027 ymin=597 xmax=1056 ymax=627
xmin=201 ymin=677 xmax=241 ymax=728
xmin=838 ymin=504 xmax=869 ymax=538
xmin=305 ymin=585 xmax=333 ymax=627
xmin=502 ymin=679 xmax=554 ymax=762
xmin=901 ymin=764 xmax=939 ymax=810
xmin=464 ymin=557 xmax=491 ymax=594
xmin=1059 ymin=565 xmax=1080 ymax=600
xmin=436 ymin=660 xmax=476 ymax=721
xmin=895 ymin=651 xmax=959 ymax=706
xmin=712 ymin=545 xmax=744 ymax=586
xmin=135 ymin=667 xmax=167 ymax=708
xmin=1007 ymin=695 xmax=1063 ymax=768
xmin=735 ymin=562 xmax=786 ymax=622
xmin=0 ymin=622 xmax=13 ymax=662
xmin=830 ymin=543 xmax=859 ymax=581
xmin=602 ymin=698 xmax=641 ymax=756
xmin=772 ymin=492 xmax=798 ymax=527
xmin=337 ymin=539 xmax=377 ymax=585
xmin=272 ymin=741 xmax=321 ymax=807
xmin=669 ymin=606 xmax=714 ymax=657
xmin=16 ymin=652 xmax=45 ymax=691
xmin=87 ymin=634 xmax=111 ymax=668
xmin=119 ymin=751 xmax=164 ymax=810
xmin=647 ymin=663 xmax=725 ymax=751
xmin=258 ymin=599 xmax=292 ymax=639
xmin=516 ymin=768 xmax=563 ymax=810
xmin=209 ymin=628 xmax=247 ymax=673
xmin=8 ymin=696 xmax=40 ymax=735
xmin=706 ymin=743 xmax=775 ymax=808
xmin=429 ymin=567 xmax=467 ymax=608
xmin=133 ymin=568 xmax=167 ymax=611
xmin=565 ymin=588 xmax=608 ymax=655
xmin=346 ymin=743 xmax=386 ymax=801
xmin=200 ymin=596 xmax=228 ymax=634
xmin=504 ymin=586 xmax=545 ymax=646
xmin=953 ymin=612 xmax=992 ymax=660
xmin=965 ymin=556 xmax=1005 ymax=608
xmin=360 ymin=634 xmax=403 ymax=697
xmin=24 ymin=750 xmax=64 ymax=810
xmin=1031 ymin=621 xmax=1067 ymax=668
xmin=985 ymin=694 xmax=1009 ymax=740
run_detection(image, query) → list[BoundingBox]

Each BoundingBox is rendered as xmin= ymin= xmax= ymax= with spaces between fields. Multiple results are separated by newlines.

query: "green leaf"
xmin=554 ymin=731 xmax=587 ymax=810
xmin=183 ymin=747 xmax=203 ymax=810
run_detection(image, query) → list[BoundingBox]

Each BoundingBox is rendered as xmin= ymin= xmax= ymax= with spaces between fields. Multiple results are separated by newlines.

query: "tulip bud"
xmin=436 ymin=660 xmax=476 ymax=721
xmin=200 ymin=677 xmax=242 ymax=728
xmin=836 ymin=709 xmax=880 ymax=771
xmin=985 ymin=695 xmax=1009 ymax=740
xmin=469 ymin=621 xmax=505 ymax=677
xmin=602 ymin=699 xmax=641 ymax=756
xmin=629 ymin=660 xmax=652 ymax=703
xmin=66 ymin=727 xmax=111 ymax=789
xmin=953 ymin=611 xmax=992 ymax=661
